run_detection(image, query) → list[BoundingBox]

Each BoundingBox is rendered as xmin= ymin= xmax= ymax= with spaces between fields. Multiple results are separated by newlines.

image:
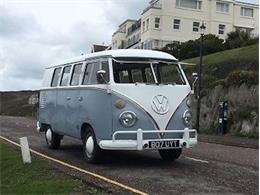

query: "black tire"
xmin=83 ymin=128 xmax=103 ymax=163
xmin=45 ymin=128 xmax=61 ymax=149
xmin=158 ymin=148 xmax=182 ymax=161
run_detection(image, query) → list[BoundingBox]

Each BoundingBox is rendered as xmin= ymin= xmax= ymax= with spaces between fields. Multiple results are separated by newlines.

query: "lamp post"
xmin=196 ymin=22 xmax=206 ymax=133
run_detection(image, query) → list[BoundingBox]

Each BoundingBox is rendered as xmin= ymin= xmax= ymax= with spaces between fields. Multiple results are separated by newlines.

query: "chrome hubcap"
xmin=46 ymin=129 xmax=52 ymax=143
xmin=85 ymin=136 xmax=94 ymax=157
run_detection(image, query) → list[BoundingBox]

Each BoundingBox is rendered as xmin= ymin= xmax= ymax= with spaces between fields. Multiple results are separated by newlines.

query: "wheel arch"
xmin=41 ymin=123 xmax=51 ymax=132
xmin=81 ymin=123 xmax=94 ymax=140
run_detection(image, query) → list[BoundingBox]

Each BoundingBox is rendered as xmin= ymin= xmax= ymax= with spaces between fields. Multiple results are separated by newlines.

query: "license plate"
xmin=148 ymin=140 xmax=180 ymax=149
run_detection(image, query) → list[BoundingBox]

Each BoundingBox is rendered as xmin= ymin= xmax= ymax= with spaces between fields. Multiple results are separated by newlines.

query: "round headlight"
xmin=183 ymin=110 xmax=192 ymax=127
xmin=119 ymin=111 xmax=137 ymax=127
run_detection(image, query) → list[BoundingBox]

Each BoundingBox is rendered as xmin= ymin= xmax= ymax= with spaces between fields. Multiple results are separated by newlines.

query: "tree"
xmin=161 ymin=34 xmax=225 ymax=60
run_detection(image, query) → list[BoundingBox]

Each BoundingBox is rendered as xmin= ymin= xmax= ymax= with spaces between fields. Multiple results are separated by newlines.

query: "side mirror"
xmin=96 ymin=70 xmax=108 ymax=84
xmin=192 ymin=72 xmax=198 ymax=78
xmin=191 ymin=72 xmax=198 ymax=95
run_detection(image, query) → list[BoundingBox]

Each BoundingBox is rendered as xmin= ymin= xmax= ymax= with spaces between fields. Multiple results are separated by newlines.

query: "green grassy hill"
xmin=182 ymin=44 xmax=259 ymax=137
xmin=183 ymin=44 xmax=258 ymax=90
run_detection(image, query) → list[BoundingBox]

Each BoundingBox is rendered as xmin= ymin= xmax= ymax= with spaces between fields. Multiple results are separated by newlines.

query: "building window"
xmin=176 ymin=0 xmax=202 ymax=10
xmin=193 ymin=22 xmax=200 ymax=32
xmin=216 ymin=2 xmax=229 ymax=13
xmin=142 ymin=21 xmax=145 ymax=32
xmin=153 ymin=40 xmax=159 ymax=48
xmin=173 ymin=19 xmax=181 ymax=30
xmin=241 ymin=7 xmax=253 ymax=17
xmin=218 ymin=24 xmax=225 ymax=35
xmin=146 ymin=18 xmax=149 ymax=30
xmin=155 ymin=17 xmax=160 ymax=29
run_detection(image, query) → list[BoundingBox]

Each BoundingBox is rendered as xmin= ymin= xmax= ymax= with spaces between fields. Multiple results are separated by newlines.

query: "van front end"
xmin=96 ymin=57 xmax=198 ymax=161
xmin=98 ymin=90 xmax=197 ymax=154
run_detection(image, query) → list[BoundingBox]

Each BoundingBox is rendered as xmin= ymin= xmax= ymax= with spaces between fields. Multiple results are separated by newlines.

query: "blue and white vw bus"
xmin=37 ymin=49 xmax=197 ymax=163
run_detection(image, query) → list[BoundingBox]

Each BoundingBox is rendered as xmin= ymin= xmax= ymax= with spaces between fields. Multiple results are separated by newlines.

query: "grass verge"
xmin=0 ymin=141 xmax=102 ymax=194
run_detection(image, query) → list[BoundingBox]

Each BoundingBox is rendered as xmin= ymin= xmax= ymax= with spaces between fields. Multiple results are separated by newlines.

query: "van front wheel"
xmin=83 ymin=129 xmax=102 ymax=163
xmin=45 ymin=128 xmax=61 ymax=149
xmin=158 ymin=148 xmax=182 ymax=161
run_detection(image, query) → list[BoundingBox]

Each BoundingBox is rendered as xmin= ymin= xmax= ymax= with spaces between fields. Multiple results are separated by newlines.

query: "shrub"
xmin=226 ymin=70 xmax=258 ymax=87
xmin=225 ymin=29 xmax=259 ymax=49
xmin=161 ymin=30 xmax=258 ymax=60
xmin=161 ymin=34 xmax=225 ymax=60
xmin=235 ymin=105 xmax=258 ymax=120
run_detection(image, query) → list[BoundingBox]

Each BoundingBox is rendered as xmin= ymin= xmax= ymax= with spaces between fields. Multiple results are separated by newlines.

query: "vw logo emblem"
xmin=151 ymin=95 xmax=169 ymax=115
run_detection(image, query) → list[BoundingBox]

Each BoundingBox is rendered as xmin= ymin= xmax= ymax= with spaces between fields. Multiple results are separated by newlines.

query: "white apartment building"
xmin=112 ymin=0 xmax=259 ymax=50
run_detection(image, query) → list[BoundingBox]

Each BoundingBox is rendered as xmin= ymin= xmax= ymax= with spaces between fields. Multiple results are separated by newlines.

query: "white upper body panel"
xmin=111 ymin=84 xmax=190 ymax=130
xmin=46 ymin=49 xmax=177 ymax=69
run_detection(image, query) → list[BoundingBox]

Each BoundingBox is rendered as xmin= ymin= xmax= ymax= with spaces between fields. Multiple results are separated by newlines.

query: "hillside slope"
xmin=0 ymin=91 xmax=38 ymax=117
xmin=183 ymin=44 xmax=259 ymax=137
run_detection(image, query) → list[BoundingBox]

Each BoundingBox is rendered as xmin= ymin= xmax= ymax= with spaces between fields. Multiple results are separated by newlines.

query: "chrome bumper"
xmin=99 ymin=128 xmax=197 ymax=150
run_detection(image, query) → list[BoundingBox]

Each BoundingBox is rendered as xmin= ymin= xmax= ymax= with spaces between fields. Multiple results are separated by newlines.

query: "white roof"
xmin=47 ymin=49 xmax=177 ymax=69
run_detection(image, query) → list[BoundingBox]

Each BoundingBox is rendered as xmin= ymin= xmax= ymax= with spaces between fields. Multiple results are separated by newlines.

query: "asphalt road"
xmin=0 ymin=116 xmax=258 ymax=195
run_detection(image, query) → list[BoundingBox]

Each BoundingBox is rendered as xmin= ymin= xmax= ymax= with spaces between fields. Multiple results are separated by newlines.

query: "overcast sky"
xmin=0 ymin=0 xmax=258 ymax=91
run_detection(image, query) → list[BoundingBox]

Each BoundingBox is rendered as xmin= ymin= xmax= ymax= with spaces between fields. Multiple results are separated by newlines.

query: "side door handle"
xmin=78 ymin=96 xmax=83 ymax=101
xmin=66 ymin=97 xmax=71 ymax=100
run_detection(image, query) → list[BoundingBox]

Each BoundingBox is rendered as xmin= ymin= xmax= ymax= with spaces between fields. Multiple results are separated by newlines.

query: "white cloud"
xmin=0 ymin=0 xmax=148 ymax=91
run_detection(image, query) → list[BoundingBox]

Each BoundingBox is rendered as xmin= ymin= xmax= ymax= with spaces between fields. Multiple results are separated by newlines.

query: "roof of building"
xmin=47 ymin=49 xmax=177 ymax=68
xmin=234 ymin=0 xmax=259 ymax=7
xmin=118 ymin=19 xmax=138 ymax=27
xmin=91 ymin=44 xmax=109 ymax=53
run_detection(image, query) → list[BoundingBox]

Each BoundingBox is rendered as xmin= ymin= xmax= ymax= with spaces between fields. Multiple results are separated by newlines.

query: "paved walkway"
xmin=199 ymin=133 xmax=258 ymax=149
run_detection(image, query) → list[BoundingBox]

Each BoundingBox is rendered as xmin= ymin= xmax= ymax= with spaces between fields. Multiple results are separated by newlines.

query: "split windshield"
xmin=112 ymin=59 xmax=185 ymax=85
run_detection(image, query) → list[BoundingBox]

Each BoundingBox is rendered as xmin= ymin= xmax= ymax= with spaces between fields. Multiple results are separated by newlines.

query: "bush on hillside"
xmin=225 ymin=29 xmax=259 ymax=49
xmin=161 ymin=34 xmax=225 ymax=60
xmin=161 ymin=30 xmax=258 ymax=60
xmin=226 ymin=70 xmax=258 ymax=87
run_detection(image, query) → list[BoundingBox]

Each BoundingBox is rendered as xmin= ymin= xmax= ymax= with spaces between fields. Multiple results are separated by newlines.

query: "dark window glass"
xmin=112 ymin=60 xmax=185 ymax=85
xmin=119 ymin=70 xmax=130 ymax=83
xmin=154 ymin=63 xmax=185 ymax=85
xmin=51 ymin=67 xmax=62 ymax=87
xmin=193 ymin=22 xmax=199 ymax=32
xmin=145 ymin=68 xmax=154 ymax=83
xmin=71 ymin=63 xmax=83 ymax=86
xmin=132 ymin=69 xmax=143 ymax=82
xmin=173 ymin=19 xmax=180 ymax=30
xmin=60 ymin=66 xmax=71 ymax=86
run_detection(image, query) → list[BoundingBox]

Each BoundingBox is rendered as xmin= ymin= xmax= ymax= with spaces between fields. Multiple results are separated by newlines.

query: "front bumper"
xmin=99 ymin=128 xmax=197 ymax=150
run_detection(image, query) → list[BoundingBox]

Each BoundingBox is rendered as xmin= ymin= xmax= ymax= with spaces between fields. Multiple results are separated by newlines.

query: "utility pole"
xmin=196 ymin=22 xmax=206 ymax=133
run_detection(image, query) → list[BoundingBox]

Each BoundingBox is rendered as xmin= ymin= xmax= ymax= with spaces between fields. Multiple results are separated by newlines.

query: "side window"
xmin=51 ymin=67 xmax=62 ymax=87
xmin=87 ymin=62 xmax=99 ymax=84
xmin=101 ymin=61 xmax=109 ymax=82
xmin=60 ymin=65 xmax=71 ymax=86
xmin=71 ymin=63 xmax=83 ymax=86
xmin=88 ymin=61 xmax=110 ymax=84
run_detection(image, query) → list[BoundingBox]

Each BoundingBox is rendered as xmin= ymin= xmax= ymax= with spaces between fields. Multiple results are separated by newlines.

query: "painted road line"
xmin=0 ymin=135 xmax=148 ymax=195
xmin=184 ymin=156 xmax=209 ymax=164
